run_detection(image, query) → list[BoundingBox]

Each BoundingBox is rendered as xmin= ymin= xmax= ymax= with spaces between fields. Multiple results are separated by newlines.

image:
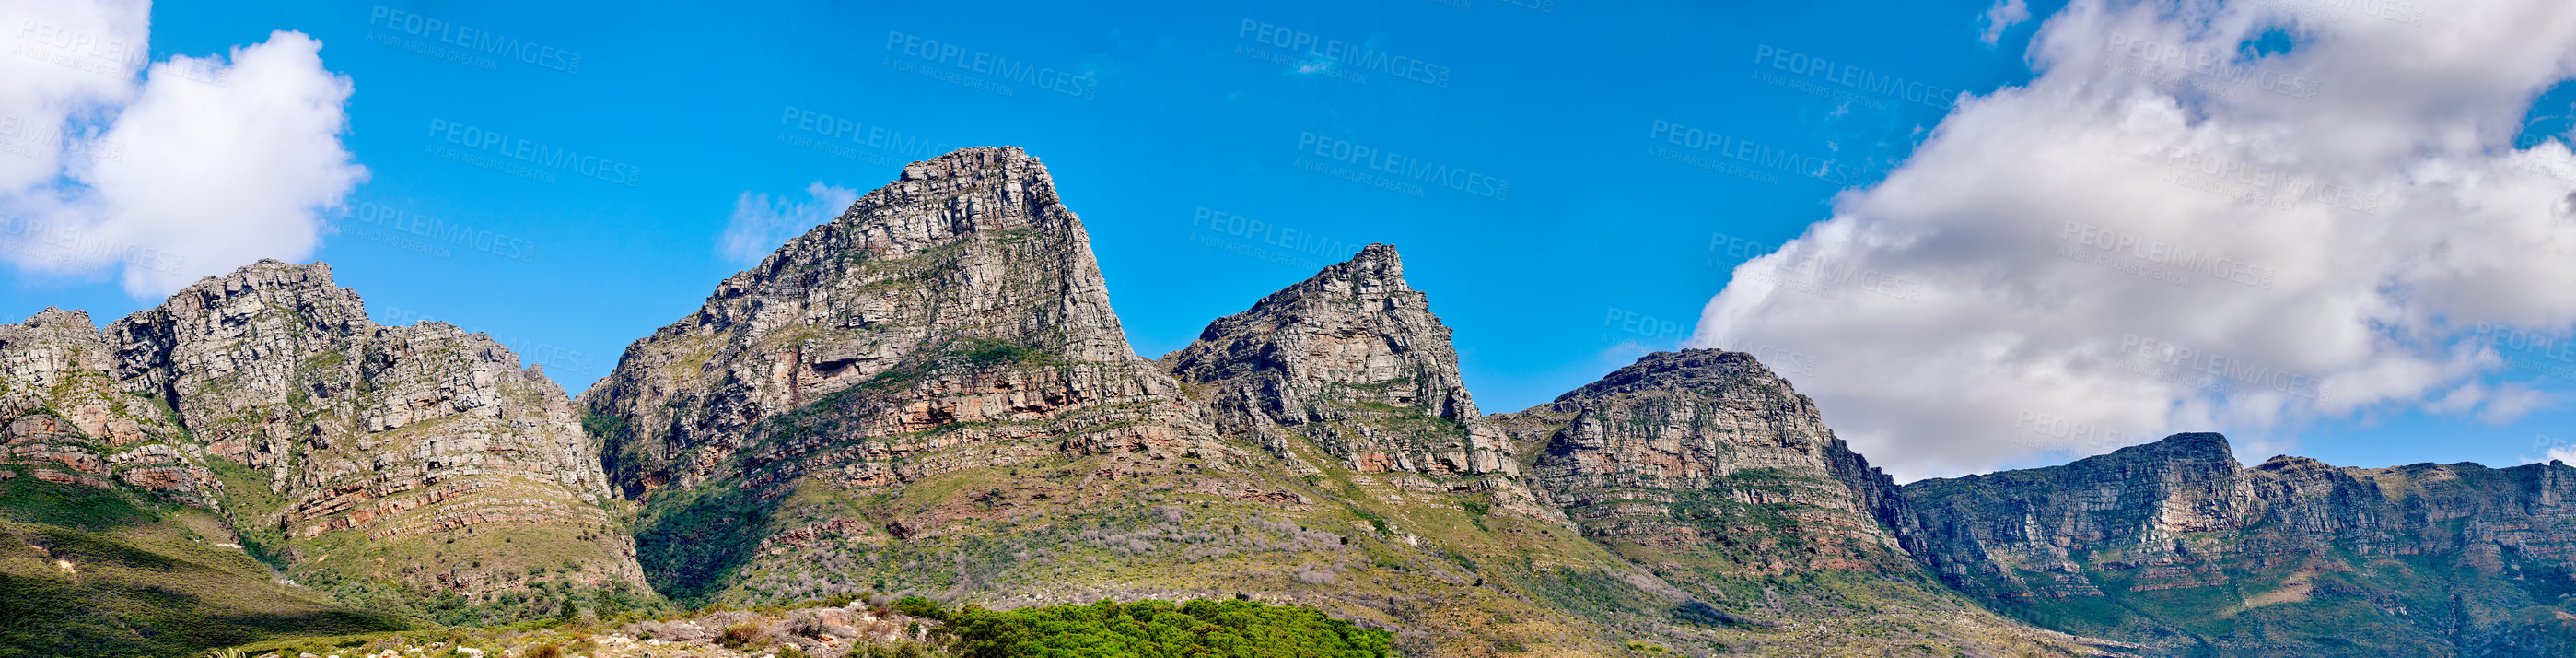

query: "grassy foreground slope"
xmin=0 ymin=469 xmax=407 ymax=658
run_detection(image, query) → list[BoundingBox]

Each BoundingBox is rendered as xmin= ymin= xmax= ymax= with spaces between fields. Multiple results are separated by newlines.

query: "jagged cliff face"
xmin=1496 ymin=349 xmax=1908 ymax=573
xmin=1159 ymin=244 xmax=1526 ymax=501
xmin=581 ymin=147 xmax=1254 ymax=603
xmin=575 ymin=148 xmax=2104 ymax=657
xmin=581 ymin=147 xmax=1230 ymax=499
xmin=1903 ymin=432 xmax=2576 ymax=655
xmin=0 ymin=261 xmax=646 ymax=624
xmin=0 ymin=308 xmax=205 ymax=504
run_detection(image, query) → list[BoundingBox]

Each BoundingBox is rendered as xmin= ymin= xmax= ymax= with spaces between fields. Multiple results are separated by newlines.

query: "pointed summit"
xmin=581 ymin=147 xmax=1239 ymax=602
xmin=1162 ymin=243 xmax=1518 ymax=479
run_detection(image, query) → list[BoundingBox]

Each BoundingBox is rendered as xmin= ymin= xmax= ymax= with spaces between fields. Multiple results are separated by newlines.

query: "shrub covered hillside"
xmin=926 ymin=597 xmax=1393 ymax=657
xmin=216 ymin=595 xmax=1392 ymax=658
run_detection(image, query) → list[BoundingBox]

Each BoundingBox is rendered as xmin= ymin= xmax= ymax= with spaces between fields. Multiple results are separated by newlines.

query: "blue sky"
xmin=10 ymin=0 xmax=2576 ymax=479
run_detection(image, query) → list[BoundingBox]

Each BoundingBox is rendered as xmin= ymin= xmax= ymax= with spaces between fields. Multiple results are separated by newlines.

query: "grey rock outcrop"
xmin=3 ymin=260 xmax=646 ymax=607
xmin=1901 ymin=431 xmax=2576 ymax=654
xmin=582 ymin=147 xmax=1234 ymax=497
xmin=0 ymin=308 xmax=208 ymax=503
xmin=580 ymin=147 xmax=1242 ymax=599
xmin=1498 ymin=349 xmax=1910 ymax=572
xmin=1160 ymin=243 xmax=1519 ymax=485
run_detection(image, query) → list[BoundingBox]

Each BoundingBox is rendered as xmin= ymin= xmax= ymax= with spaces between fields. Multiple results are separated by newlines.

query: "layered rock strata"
xmin=579 ymin=147 xmax=1242 ymax=597
xmin=3 ymin=261 xmax=645 ymax=606
xmin=1496 ymin=349 xmax=1911 ymax=572
xmin=1902 ymin=431 xmax=2576 ymax=654
xmin=1160 ymin=244 xmax=1528 ymax=503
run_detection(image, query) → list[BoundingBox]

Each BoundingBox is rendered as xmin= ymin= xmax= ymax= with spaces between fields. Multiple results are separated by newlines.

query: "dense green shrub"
xmin=933 ymin=597 xmax=1393 ymax=657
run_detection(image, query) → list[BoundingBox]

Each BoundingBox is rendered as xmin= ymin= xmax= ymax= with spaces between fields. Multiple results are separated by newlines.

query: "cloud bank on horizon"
xmin=1691 ymin=0 xmax=2576 ymax=479
xmin=0 ymin=0 xmax=363 ymax=298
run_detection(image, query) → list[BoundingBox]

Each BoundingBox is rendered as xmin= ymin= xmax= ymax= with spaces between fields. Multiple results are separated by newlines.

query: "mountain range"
xmin=6 ymin=147 xmax=2576 ymax=656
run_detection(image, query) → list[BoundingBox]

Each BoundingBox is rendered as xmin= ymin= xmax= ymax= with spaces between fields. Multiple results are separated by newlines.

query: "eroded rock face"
xmin=1899 ymin=433 xmax=2253 ymax=599
xmin=1160 ymin=243 xmax=1520 ymax=488
xmin=0 ymin=308 xmax=209 ymax=503
xmin=1900 ymin=432 xmax=2576 ymax=654
xmin=580 ymin=147 xmax=1241 ymax=597
xmin=0 ymin=261 xmax=649 ymax=604
xmin=1498 ymin=349 xmax=1909 ymax=572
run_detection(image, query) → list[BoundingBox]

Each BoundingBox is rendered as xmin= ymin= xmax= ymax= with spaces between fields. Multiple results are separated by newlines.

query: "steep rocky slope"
xmin=0 ymin=261 xmax=649 ymax=633
xmin=576 ymin=148 xmax=1628 ymax=654
xmin=1482 ymin=349 xmax=2116 ymax=654
xmin=0 ymin=308 xmax=205 ymax=505
xmin=577 ymin=147 xmax=2114 ymax=656
xmin=1158 ymin=243 xmax=1539 ymax=514
xmin=1498 ymin=349 xmax=1907 ymax=572
xmin=1904 ymin=432 xmax=2576 ymax=655
xmin=576 ymin=147 xmax=1255 ymax=602
xmin=578 ymin=147 xmax=1236 ymax=503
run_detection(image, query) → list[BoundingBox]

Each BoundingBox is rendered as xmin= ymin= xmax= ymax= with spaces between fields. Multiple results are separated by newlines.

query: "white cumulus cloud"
xmin=718 ymin=182 xmax=859 ymax=264
xmin=1690 ymin=0 xmax=2576 ymax=479
xmin=1980 ymin=0 xmax=2033 ymax=45
xmin=0 ymin=1 xmax=363 ymax=297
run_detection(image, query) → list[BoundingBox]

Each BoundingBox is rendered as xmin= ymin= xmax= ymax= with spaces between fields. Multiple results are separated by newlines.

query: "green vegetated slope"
xmin=930 ymin=597 xmax=1393 ymax=657
xmin=0 ymin=467 xmax=407 ymax=658
xmin=211 ymin=594 xmax=1387 ymax=658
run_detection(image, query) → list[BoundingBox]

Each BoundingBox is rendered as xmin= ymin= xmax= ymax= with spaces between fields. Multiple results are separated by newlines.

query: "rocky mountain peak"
xmin=2112 ymin=430 xmax=2233 ymax=461
xmin=582 ymin=146 xmax=1242 ymax=601
xmin=1160 ymin=243 xmax=1518 ymax=480
xmin=1303 ymin=242 xmax=1405 ymax=292
xmin=74 ymin=258 xmax=644 ymax=604
xmin=21 ymin=306 xmax=92 ymax=331
xmin=1497 ymin=349 xmax=1910 ymax=572
xmin=1553 ymin=348 xmax=1783 ymax=401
